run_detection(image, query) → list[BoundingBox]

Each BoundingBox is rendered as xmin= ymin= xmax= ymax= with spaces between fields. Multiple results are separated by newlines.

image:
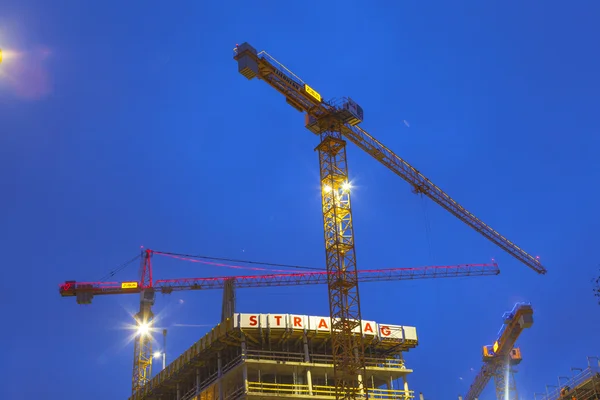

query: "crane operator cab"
xmin=482 ymin=345 xmax=522 ymax=365
xmin=327 ymin=97 xmax=364 ymax=126
xmin=305 ymin=97 xmax=364 ymax=134
xmin=339 ymin=97 xmax=364 ymax=126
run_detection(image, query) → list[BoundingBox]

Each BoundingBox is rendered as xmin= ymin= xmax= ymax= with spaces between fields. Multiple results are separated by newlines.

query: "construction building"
xmin=537 ymin=357 xmax=600 ymax=400
xmin=129 ymin=313 xmax=419 ymax=400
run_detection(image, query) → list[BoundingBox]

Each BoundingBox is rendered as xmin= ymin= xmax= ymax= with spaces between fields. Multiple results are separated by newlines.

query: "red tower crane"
xmin=59 ymin=249 xmax=499 ymax=394
xmin=233 ymin=42 xmax=546 ymax=399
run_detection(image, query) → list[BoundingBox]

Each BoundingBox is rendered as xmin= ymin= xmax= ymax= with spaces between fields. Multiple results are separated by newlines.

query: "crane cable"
xmin=152 ymin=250 xmax=325 ymax=271
xmin=96 ymin=251 xmax=325 ymax=282
xmin=419 ymin=195 xmax=435 ymax=265
xmin=97 ymin=254 xmax=141 ymax=282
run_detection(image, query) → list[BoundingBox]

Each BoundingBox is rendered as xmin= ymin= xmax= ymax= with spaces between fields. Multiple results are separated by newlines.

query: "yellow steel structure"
xmin=246 ymin=382 xmax=411 ymax=399
xmin=465 ymin=303 xmax=533 ymax=400
xmin=132 ymin=298 xmax=154 ymax=392
xmin=233 ymin=42 xmax=547 ymax=400
xmin=317 ymin=126 xmax=366 ymax=398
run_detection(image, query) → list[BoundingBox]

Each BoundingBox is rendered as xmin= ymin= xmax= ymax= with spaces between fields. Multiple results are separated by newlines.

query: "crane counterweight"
xmin=235 ymin=42 xmax=259 ymax=80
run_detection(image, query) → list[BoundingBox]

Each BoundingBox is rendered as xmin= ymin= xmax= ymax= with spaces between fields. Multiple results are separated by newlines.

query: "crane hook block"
xmin=234 ymin=42 xmax=259 ymax=80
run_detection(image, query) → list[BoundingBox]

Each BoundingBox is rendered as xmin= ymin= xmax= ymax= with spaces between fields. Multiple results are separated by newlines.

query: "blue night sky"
xmin=1 ymin=1 xmax=599 ymax=399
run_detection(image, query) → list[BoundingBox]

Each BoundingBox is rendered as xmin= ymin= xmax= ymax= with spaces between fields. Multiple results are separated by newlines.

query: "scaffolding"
xmin=129 ymin=313 xmax=419 ymax=400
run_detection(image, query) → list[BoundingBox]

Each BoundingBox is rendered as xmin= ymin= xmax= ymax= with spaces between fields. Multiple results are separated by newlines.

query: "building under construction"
xmin=129 ymin=313 xmax=419 ymax=400
xmin=537 ymin=357 xmax=600 ymax=400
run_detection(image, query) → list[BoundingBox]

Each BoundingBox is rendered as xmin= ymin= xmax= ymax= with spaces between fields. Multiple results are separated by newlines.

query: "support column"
xmin=303 ymin=333 xmax=311 ymax=362
xmin=303 ymin=333 xmax=313 ymax=395
xmin=353 ymin=348 xmax=365 ymax=396
xmin=294 ymin=370 xmax=302 ymax=395
xmin=402 ymin=376 xmax=409 ymax=400
xmin=218 ymin=352 xmax=224 ymax=400
xmin=387 ymin=377 xmax=393 ymax=390
xmin=241 ymin=335 xmax=249 ymax=393
xmin=177 ymin=383 xmax=181 ymax=400
xmin=196 ymin=368 xmax=200 ymax=394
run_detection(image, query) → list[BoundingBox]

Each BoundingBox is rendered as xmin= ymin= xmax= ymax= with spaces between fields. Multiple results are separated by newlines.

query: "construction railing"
xmin=245 ymin=349 xmax=406 ymax=369
xmin=540 ymin=366 xmax=600 ymax=400
xmin=247 ymin=381 xmax=414 ymax=399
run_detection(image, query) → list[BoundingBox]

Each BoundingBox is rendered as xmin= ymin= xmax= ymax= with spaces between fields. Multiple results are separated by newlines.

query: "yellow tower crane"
xmin=464 ymin=302 xmax=534 ymax=400
xmin=233 ymin=42 xmax=547 ymax=400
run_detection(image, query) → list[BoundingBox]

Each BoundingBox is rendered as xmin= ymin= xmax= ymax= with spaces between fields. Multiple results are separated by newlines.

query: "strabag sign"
xmin=232 ymin=313 xmax=417 ymax=342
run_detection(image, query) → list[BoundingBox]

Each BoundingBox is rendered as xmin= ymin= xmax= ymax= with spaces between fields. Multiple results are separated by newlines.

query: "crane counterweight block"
xmin=233 ymin=42 xmax=259 ymax=80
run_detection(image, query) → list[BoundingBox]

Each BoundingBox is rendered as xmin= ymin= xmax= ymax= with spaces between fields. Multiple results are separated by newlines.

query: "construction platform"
xmin=539 ymin=360 xmax=600 ymax=400
xmin=129 ymin=313 xmax=419 ymax=400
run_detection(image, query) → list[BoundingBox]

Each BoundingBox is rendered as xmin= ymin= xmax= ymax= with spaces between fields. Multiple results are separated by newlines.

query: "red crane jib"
xmin=59 ymin=263 xmax=499 ymax=298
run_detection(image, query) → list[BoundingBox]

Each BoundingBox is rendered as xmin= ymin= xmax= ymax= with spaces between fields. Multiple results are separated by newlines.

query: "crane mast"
xmin=318 ymin=125 xmax=365 ymax=397
xmin=233 ymin=42 xmax=546 ymax=400
xmin=133 ymin=249 xmax=155 ymax=394
xmin=132 ymin=288 xmax=154 ymax=393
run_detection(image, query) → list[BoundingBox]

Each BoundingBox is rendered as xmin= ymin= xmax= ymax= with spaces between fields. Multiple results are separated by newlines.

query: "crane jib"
xmin=271 ymin=65 xmax=301 ymax=91
xmin=267 ymin=62 xmax=322 ymax=104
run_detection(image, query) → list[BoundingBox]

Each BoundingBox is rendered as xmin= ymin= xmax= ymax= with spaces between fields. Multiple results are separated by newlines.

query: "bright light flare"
xmin=322 ymin=181 xmax=352 ymax=193
xmin=0 ymin=45 xmax=52 ymax=99
xmin=153 ymin=351 xmax=162 ymax=358
xmin=137 ymin=323 xmax=150 ymax=336
xmin=0 ymin=48 xmax=22 ymax=65
xmin=0 ymin=19 xmax=52 ymax=99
